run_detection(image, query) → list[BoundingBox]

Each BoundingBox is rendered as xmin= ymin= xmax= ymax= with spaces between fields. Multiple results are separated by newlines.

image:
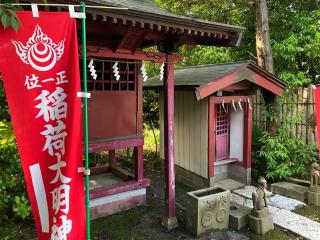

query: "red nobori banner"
xmin=0 ymin=12 xmax=85 ymax=239
xmin=314 ymin=86 xmax=320 ymax=158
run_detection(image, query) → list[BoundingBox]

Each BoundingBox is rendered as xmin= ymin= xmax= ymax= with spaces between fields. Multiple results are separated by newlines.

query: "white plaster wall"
xmin=229 ymin=109 xmax=244 ymax=161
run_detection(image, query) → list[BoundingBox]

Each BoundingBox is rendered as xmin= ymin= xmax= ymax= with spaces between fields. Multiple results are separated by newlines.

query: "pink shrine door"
xmin=215 ymin=104 xmax=230 ymax=161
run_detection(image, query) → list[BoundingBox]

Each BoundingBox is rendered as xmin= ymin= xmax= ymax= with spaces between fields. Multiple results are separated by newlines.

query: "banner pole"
xmin=81 ymin=1 xmax=91 ymax=240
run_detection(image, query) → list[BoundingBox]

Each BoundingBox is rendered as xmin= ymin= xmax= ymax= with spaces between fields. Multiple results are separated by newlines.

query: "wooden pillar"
xmin=135 ymin=146 xmax=144 ymax=181
xmin=162 ymin=54 xmax=178 ymax=230
xmin=109 ymin=150 xmax=116 ymax=164
xmin=243 ymin=100 xmax=253 ymax=169
xmin=135 ymin=61 xmax=144 ymax=182
xmin=208 ymin=97 xmax=216 ymax=179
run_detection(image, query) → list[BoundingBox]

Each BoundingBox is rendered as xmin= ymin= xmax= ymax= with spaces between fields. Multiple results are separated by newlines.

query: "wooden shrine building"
xmin=145 ymin=62 xmax=286 ymax=189
xmin=16 ymin=0 xmax=245 ymax=229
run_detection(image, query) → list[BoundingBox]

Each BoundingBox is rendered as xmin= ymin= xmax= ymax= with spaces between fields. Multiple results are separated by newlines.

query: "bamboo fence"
xmin=252 ymin=86 xmax=318 ymax=145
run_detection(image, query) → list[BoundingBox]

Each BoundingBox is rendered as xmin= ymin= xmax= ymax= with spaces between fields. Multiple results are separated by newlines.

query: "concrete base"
xmin=229 ymin=203 xmax=251 ymax=230
xmin=271 ymin=182 xmax=308 ymax=202
xmin=175 ymin=164 xmax=209 ymax=189
xmin=212 ymin=178 xmax=245 ymax=191
xmin=308 ymin=190 xmax=320 ymax=206
xmin=90 ymin=188 xmax=146 ymax=220
xmin=248 ymin=208 xmax=274 ymax=235
xmin=162 ymin=216 xmax=178 ymax=230
xmin=228 ymin=164 xmax=251 ymax=185
xmin=213 ymin=162 xmax=251 ymax=185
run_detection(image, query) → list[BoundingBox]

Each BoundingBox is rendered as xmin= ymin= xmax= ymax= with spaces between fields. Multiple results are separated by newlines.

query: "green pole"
xmin=80 ymin=1 xmax=91 ymax=240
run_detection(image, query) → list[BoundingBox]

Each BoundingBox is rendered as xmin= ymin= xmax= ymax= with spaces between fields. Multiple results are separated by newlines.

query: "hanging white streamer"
xmin=113 ymin=61 xmax=120 ymax=81
xmin=232 ymin=99 xmax=237 ymax=111
xmin=238 ymin=99 xmax=243 ymax=111
xmin=222 ymin=100 xmax=227 ymax=112
xmin=160 ymin=63 xmax=165 ymax=81
xmin=141 ymin=63 xmax=148 ymax=82
xmin=88 ymin=59 xmax=97 ymax=80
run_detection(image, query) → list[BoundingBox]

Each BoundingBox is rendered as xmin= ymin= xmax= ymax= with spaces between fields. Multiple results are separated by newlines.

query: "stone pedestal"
xmin=248 ymin=208 xmax=274 ymax=235
xmin=162 ymin=216 xmax=178 ymax=230
xmin=308 ymin=186 xmax=320 ymax=206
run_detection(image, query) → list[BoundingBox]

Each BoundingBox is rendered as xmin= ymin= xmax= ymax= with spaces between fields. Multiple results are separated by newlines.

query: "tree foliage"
xmin=154 ymin=0 xmax=320 ymax=89
xmin=0 ymin=3 xmax=21 ymax=31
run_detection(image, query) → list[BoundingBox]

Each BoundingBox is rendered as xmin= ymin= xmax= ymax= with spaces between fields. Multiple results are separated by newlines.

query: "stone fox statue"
xmin=311 ymin=162 xmax=320 ymax=187
xmin=252 ymin=177 xmax=268 ymax=210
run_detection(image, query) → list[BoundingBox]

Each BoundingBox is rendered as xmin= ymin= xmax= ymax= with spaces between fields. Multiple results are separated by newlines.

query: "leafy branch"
xmin=0 ymin=0 xmax=47 ymax=31
xmin=0 ymin=3 xmax=21 ymax=31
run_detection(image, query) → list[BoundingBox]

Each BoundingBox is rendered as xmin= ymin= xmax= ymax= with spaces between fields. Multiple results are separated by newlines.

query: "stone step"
xmin=213 ymin=178 xmax=245 ymax=191
xmin=230 ymin=192 xmax=320 ymax=240
xmin=233 ymin=186 xmax=306 ymax=211
xmin=270 ymin=181 xmax=308 ymax=203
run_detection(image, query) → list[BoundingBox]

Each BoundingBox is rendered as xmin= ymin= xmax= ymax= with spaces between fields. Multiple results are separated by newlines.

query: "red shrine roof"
xmin=50 ymin=0 xmax=245 ymax=47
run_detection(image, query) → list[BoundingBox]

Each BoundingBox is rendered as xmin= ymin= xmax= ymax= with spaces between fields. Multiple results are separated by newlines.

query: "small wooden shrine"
xmin=15 ymin=0 xmax=244 ymax=229
xmin=145 ymin=62 xmax=285 ymax=188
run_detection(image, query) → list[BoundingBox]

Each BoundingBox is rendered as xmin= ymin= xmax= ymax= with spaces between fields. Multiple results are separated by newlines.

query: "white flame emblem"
xmin=12 ymin=25 xmax=65 ymax=72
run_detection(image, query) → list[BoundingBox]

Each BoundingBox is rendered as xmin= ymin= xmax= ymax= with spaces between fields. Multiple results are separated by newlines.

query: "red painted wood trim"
xmin=243 ymin=99 xmax=252 ymax=169
xmin=90 ymin=194 xmax=146 ymax=220
xmin=135 ymin=145 xmax=144 ymax=181
xmin=89 ymin=136 xmax=144 ymax=153
xmin=85 ymin=45 xmax=181 ymax=63
xmin=136 ymin=64 xmax=143 ymax=134
xmin=90 ymin=165 xmax=110 ymax=175
xmin=109 ymin=150 xmax=116 ymax=164
xmin=196 ymin=73 xmax=237 ymax=100
xmin=163 ymin=54 xmax=176 ymax=219
xmin=90 ymin=178 xmax=150 ymax=199
xmin=208 ymin=97 xmax=215 ymax=178
xmin=115 ymin=28 xmax=146 ymax=52
xmin=253 ymin=74 xmax=283 ymax=96
xmin=211 ymin=96 xmax=250 ymax=104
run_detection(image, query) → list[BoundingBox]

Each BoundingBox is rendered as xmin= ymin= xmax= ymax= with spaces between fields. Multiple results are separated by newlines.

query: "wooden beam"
xmin=115 ymin=28 xmax=146 ymax=52
xmin=137 ymin=64 xmax=143 ymax=134
xmin=162 ymin=54 xmax=178 ymax=230
xmin=196 ymin=73 xmax=238 ymax=100
xmin=208 ymin=97 xmax=215 ymax=178
xmin=135 ymin=146 xmax=144 ymax=181
xmin=86 ymin=45 xmax=181 ymax=63
xmin=253 ymin=73 xmax=283 ymax=96
xmin=243 ymin=99 xmax=252 ymax=169
xmin=211 ymin=96 xmax=251 ymax=104
xmin=88 ymin=136 xmax=144 ymax=153
xmin=109 ymin=150 xmax=116 ymax=164
xmin=90 ymin=179 xmax=150 ymax=199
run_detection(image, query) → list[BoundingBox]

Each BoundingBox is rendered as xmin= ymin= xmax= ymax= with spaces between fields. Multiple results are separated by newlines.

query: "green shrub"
xmin=251 ymin=125 xmax=266 ymax=179
xmin=0 ymin=121 xmax=31 ymax=222
xmin=253 ymin=122 xmax=317 ymax=182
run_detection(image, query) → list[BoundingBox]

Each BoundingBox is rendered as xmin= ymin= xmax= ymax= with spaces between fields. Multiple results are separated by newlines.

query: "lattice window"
xmin=216 ymin=104 xmax=230 ymax=135
xmin=80 ymin=58 xmax=137 ymax=92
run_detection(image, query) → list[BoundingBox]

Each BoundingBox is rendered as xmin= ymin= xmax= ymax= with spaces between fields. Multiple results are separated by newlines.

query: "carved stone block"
xmin=186 ymin=187 xmax=230 ymax=236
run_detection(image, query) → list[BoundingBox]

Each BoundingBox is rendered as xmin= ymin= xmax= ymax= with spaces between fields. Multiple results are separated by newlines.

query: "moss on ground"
xmin=91 ymin=207 xmax=148 ymax=240
xmin=249 ymin=228 xmax=300 ymax=240
xmin=1 ymin=219 xmax=36 ymax=240
xmin=294 ymin=205 xmax=320 ymax=222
